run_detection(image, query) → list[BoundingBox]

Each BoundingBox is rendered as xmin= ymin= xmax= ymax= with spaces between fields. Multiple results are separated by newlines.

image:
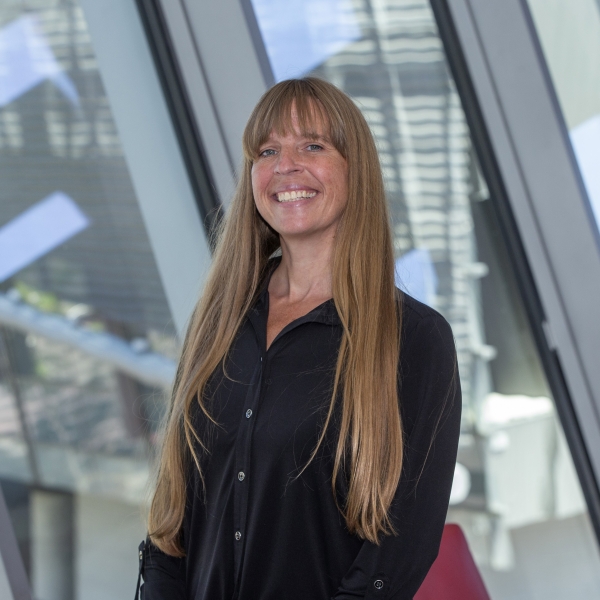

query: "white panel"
xmin=31 ymin=491 xmax=73 ymax=600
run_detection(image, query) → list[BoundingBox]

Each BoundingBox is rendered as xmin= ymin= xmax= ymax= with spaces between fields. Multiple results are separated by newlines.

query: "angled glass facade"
xmin=250 ymin=0 xmax=600 ymax=597
xmin=0 ymin=1 xmax=176 ymax=493
xmin=1 ymin=0 xmax=600 ymax=598
xmin=0 ymin=1 xmax=187 ymax=598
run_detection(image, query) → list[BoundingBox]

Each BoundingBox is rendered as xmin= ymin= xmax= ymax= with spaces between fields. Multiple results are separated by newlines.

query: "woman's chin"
xmin=274 ymin=222 xmax=330 ymax=240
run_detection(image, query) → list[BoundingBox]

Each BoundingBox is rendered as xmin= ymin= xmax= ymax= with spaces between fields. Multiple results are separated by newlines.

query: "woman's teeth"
xmin=276 ymin=190 xmax=317 ymax=202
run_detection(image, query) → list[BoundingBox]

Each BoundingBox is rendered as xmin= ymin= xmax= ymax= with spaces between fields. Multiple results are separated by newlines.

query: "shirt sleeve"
xmin=332 ymin=313 xmax=462 ymax=600
xmin=140 ymin=539 xmax=186 ymax=600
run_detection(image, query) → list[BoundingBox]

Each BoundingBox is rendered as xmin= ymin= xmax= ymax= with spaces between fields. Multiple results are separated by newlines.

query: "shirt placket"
xmin=230 ymin=295 xmax=338 ymax=597
xmin=232 ymin=351 xmax=265 ymax=589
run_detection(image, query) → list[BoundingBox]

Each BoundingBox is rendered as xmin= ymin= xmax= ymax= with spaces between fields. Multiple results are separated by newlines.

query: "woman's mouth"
xmin=275 ymin=190 xmax=318 ymax=202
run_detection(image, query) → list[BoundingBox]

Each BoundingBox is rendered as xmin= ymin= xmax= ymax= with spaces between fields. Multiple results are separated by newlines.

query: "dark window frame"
xmin=134 ymin=0 xmax=222 ymax=243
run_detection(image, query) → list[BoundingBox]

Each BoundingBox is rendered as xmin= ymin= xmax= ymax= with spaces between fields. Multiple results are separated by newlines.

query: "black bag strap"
xmin=135 ymin=538 xmax=146 ymax=600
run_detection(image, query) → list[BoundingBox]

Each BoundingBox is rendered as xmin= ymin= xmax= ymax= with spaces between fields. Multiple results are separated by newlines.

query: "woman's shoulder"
xmin=395 ymin=290 xmax=461 ymax=429
xmin=396 ymin=289 xmax=455 ymax=354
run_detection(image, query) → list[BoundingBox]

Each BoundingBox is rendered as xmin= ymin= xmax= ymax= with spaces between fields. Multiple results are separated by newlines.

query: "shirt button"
xmin=245 ymin=409 xmax=252 ymax=418
xmin=265 ymin=379 xmax=272 ymax=385
xmin=235 ymin=531 xmax=242 ymax=541
xmin=238 ymin=471 xmax=245 ymax=481
xmin=374 ymin=579 xmax=384 ymax=590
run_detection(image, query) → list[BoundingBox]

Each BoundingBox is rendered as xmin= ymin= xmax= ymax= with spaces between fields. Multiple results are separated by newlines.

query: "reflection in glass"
xmin=0 ymin=1 xmax=177 ymax=597
xmin=0 ymin=14 xmax=79 ymax=108
xmin=571 ymin=116 xmax=600 ymax=229
xmin=0 ymin=192 xmax=90 ymax=282
xmin=251 ymin=0 xmax=600 ymax=597
xmin=251 ymin=0 xmax=360 ymax=81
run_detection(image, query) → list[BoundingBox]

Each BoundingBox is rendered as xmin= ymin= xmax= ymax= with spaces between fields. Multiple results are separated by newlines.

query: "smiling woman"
xmin=251 ymin=111 xmax=348 ymax=242
xmin=138 ymin=78 xmax=461 ymax=600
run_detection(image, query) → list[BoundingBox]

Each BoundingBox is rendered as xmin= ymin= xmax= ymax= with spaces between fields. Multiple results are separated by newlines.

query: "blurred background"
xmin=1 ymin=0 xmax=600 ymax=598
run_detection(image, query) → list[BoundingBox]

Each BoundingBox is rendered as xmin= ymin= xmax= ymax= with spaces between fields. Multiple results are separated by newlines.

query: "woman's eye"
xmin=259 ymin=148 xmax=276 ymax=157
xmin=307 ymin=144 xmax=323 ymax=151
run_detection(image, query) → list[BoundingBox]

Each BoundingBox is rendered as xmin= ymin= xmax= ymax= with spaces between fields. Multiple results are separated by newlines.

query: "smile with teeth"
xmin=276 ymin=190 xmax=317 ymax=202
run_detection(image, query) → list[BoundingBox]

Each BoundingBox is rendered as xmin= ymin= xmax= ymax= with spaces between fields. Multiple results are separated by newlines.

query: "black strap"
xmin=135 ymin=538 xmax=146 ymax=600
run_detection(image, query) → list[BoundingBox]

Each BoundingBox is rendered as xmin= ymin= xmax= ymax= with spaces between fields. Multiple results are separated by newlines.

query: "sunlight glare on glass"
xmin=0 ymin=192 xmax=90 ymax=282
xmin=570 ymin=114 xmax=600 ymax=234
xmin=250 ymin=0 xmax=361 ymax=82
xmin=0 ymin=14 xmax=79 ymax=107
xmin=395 ymin=248 xmax=438 ymax=309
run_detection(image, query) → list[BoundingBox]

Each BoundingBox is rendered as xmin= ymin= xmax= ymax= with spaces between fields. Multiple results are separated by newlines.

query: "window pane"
xmin=250 ymin=0 xmax=600 ymax=597
xmin=0 ymin=2 xmax=180 ymax=597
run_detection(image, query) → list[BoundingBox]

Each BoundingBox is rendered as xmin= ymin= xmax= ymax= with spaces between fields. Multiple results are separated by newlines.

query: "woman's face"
xmin=251 ymin=109 xmax=348 ymax=243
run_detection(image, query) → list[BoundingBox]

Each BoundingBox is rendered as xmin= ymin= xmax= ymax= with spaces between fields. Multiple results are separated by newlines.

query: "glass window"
xmin=0 ymin=1 xmax=193 ymax=598
xmin=526 ymin=0 xmax=600 ymax=240
xmin=249 ymin=0 xmax=600 ymax=597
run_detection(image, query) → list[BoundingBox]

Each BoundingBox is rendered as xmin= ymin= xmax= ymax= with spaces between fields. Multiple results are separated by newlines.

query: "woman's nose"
xmin=274 ymin=148 xmax=301 ymax=174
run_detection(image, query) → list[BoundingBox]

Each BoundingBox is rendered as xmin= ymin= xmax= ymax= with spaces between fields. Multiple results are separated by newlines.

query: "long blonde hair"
xmin=148 ymin=78 xmax=403 ymax=556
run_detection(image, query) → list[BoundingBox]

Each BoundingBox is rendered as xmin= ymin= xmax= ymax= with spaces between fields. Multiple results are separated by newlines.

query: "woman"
xmin=138 ymin=78 xmax=461 ymax=600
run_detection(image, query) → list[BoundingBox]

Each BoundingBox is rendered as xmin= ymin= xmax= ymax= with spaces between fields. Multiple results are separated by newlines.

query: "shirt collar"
xmin=249 ymin=258 xmax=341 ymax=328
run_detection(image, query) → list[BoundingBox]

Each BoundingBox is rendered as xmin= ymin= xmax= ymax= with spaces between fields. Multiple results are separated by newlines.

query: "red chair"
xmin=415 ymin=524 xmax=490 ymax=600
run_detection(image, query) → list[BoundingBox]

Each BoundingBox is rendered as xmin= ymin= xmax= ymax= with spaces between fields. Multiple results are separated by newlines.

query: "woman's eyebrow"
xmin=301 ymin=132 xmax=332 ymax=143
xmin=256 ymin=137 xmax=280 ymax=150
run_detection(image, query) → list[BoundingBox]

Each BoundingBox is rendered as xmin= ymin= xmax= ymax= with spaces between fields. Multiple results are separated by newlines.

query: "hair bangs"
xmin=242 ymin=79 xmax=347 ymax=161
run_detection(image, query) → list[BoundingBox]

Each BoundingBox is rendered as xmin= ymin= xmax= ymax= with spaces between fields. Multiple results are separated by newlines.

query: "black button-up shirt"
xmin=141 ymin=279 xmax=461 ymax=600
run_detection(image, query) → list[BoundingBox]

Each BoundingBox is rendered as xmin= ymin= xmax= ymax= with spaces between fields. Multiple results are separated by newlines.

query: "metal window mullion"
xmin=153 ymin=0 xmax=237 ymax=209
xmin=134 ymin=0 xmax=222 ymax=236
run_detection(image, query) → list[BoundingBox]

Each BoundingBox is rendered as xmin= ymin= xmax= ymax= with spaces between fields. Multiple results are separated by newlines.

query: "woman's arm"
xmin=333 ymin=312 xmax=461 ymax=600
xmin=139 ymin=538 xmax=186 ymax=600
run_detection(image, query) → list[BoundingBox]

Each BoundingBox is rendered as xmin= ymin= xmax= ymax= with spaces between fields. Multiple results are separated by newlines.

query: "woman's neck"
xmin=268 ymin=235 xmax=334 ymax=303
